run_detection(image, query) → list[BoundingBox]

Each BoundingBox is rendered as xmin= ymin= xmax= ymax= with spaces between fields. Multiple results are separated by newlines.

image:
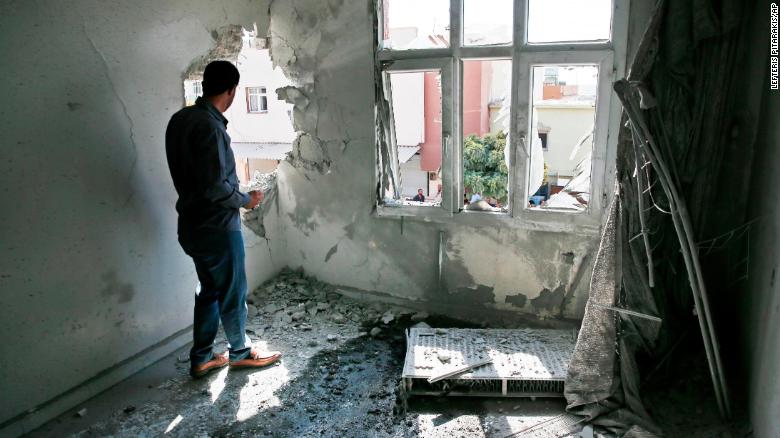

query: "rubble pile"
xmin=243 ymin=268 xmax=426 ymax=346
xmin=242 ymin=169 xmax=278 ymax=193
xmin=241 ymin=170 xmax=278 ymax=237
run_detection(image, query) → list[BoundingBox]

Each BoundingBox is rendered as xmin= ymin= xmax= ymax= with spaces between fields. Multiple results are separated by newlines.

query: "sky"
xmin=387 ymin=0 xmax=612 ymax=46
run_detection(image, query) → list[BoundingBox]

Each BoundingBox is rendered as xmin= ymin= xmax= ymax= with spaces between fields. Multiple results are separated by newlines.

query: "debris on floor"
xmin=32 ymin=269 xmax=744 ymax=437
xmin=61 ymin=269 xmax=575 ymax=437
xmin=403 ymin=327 xmax=574 ymax=397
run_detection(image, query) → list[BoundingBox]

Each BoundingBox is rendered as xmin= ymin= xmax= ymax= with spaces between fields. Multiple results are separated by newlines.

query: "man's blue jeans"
xmin=180 ymin=230 xmax=252 ymax=365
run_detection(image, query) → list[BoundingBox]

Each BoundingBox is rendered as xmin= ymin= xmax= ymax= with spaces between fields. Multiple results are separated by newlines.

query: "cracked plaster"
xmin=0 ymin=1 xmax=279 ymax=431
xmin=264 ymin=0 xmax=602 ymax=321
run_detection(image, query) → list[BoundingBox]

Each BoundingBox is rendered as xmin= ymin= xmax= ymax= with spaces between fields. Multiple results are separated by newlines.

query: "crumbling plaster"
xmin=266 ymin=0 xmax=601 ymax=321
xmin=0 ymin=0 xmax=282 ymax=431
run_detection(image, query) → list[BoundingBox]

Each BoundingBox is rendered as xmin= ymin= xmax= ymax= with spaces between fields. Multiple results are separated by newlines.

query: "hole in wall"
xmin=182 ymin=25 xmax=296 ymax=237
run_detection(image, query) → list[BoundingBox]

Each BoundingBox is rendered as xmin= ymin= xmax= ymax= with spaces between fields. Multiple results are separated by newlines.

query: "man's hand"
xmin=243 ymin=190 xmax=264 ymax=210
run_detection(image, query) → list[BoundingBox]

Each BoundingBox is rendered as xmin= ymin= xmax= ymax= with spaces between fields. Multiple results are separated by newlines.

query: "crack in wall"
xmin=82 ymin=21 xmax=138 ymax=206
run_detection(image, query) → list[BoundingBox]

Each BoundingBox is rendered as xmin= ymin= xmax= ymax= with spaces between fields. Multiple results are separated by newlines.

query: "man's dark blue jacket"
xmin=166 ymin=96 xmax=249 ymax=236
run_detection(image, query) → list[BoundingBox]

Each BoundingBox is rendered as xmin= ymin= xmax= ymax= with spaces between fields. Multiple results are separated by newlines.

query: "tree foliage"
xmin=463 ymin=132 xmax=509 ymax=203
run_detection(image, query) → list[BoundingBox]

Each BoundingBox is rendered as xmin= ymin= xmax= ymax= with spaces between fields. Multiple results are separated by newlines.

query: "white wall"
xmin=400 ymin=155 xmax=428 ymax=198
xmin=536 ymin=105 xmax=595 ymax=178
xmin=226 ymin=45 xmax=296 ymax=144
xmin=0 ymin=1 xmax=282 ymax=433
xmin=390 ymin=72 xmax=425 ymax=147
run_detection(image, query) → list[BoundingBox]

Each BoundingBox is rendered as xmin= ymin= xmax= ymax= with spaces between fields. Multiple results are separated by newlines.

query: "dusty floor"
xmin=29 ymin=270 xmax=748 ymax=437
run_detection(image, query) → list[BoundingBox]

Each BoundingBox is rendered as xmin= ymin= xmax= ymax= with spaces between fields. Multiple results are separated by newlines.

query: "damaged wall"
xmin=267 ymin=0 xmax=611 ymax=322
xmin=0 ymin=0 xmax=283 ymax=432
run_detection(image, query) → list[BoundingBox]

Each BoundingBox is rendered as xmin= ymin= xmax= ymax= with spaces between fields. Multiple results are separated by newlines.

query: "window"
xmin=246 ymin=86 xmax=268 ymax=113
xmin=183 ymin=79 xmax=202 ymax=106
xmin=538 ymin=132 xmax=548 ymax=150
xmin=376 ymin=0 xmax=624 ymax=224
xmin=387 ymin=69 xmax=444 ymax=207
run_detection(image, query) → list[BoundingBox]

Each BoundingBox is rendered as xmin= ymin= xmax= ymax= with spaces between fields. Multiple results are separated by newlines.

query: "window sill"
xmin=375 ymin=204 xmax=602 ymax=235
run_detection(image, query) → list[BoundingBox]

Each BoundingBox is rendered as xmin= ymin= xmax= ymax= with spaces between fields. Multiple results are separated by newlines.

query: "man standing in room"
xmin=166 ymin=60 xmax=282 ymax=379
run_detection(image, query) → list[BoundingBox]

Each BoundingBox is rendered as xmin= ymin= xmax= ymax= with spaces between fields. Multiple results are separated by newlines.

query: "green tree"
xmin=463 ymin=132 xmax=509 ymax=203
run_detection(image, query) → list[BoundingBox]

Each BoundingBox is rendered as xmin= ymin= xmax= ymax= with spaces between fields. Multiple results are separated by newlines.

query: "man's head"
xmin=202 ymin=61 xmax=240 ymax=112
xmin=417 ymin=188 xmax=424 ymax=196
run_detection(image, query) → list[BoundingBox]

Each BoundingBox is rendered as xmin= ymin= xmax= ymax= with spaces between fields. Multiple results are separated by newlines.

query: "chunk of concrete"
xmin=381 ymin=311 xmax=395 ymax=324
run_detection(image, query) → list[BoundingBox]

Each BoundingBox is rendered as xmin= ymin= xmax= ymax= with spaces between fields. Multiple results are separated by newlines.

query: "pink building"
xmin=418 ymin=61 xmax=493 ymax=174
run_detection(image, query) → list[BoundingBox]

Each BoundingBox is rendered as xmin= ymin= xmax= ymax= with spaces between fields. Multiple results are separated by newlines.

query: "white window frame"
xmin=183 ymin=79 xmax=203 ymax=106
xmin=381 ymin=59 xmax=456 ymax=217
xmin=246 ymin=86 xmax=268 ymax=113
xmin=375 ymin=0 xmax=629 ymax=233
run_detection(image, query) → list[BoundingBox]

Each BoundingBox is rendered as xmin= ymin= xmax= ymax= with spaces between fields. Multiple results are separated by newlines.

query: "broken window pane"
xmin=384 ymin=70 xmax=443 ymax=207
xmin=462 ymin=59 xmax=511 ymax=213
xmin=463 ymin=0 xmax=513 ymax=46
xmin=382 ymin=0 xmax=450 ymax=50
xmin=528 ymin=65 xmax=598 ymax=212
xmin=527 ymin=0 xmax=612 ymax=43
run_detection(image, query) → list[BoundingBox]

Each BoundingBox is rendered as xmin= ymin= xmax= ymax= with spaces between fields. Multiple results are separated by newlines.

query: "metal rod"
xmin=614 ymin=79 xmax=730 ymax=418
xmin=427 ymin=358 xmax=493 ymax=383
xmin=437 ymin=230 xmax=445 ymax=293
xmin=590 ymin=303 xmax=662 ymax=323
xmin=632 ymin=130 xmax=656 ymax=287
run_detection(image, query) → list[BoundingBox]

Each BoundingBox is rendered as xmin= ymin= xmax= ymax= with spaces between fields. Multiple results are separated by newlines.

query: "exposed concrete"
xmin=0 ymin=1 xmax=282 ymax=433
xmin=184 ymin=25 xmax=246 ymax=79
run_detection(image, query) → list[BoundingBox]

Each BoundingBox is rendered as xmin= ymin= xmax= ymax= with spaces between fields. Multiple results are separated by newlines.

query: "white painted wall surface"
xmin=0 ymin=1 xmax=282 ymax=432
xmin=400 ymin=155 xmax=428 ymax=197
xmin=535 ymin=105 xmax=595 ymax=178
xmin=390 ymin=72 xmax=425 ymax=147
xmin=226 ymin=45 xmax=296 ymax=144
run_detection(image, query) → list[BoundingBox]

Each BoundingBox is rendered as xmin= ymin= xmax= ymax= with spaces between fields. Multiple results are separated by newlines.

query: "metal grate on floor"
xmin=512 ymin=413 xmax=584 ymax=437
xmin=401 ymin=328 xmax=576 ymax=397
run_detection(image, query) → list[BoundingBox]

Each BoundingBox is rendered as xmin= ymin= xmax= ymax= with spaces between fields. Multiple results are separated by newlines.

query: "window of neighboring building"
xmin=246 ymin=86 xmax=268 ymax=113
xmin=184 ymin=79 xmax=203 ymax=106
xmin=376 ymin=0 xmax=624 ymax=223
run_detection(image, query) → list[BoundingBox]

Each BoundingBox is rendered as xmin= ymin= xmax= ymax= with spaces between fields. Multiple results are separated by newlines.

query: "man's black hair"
xmin=202 ymin=60 xmax=240 ymax=96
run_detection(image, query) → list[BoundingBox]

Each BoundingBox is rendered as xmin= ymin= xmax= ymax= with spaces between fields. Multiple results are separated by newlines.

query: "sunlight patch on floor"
xmin=235 ymin=362 xmax=290 ymax=421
